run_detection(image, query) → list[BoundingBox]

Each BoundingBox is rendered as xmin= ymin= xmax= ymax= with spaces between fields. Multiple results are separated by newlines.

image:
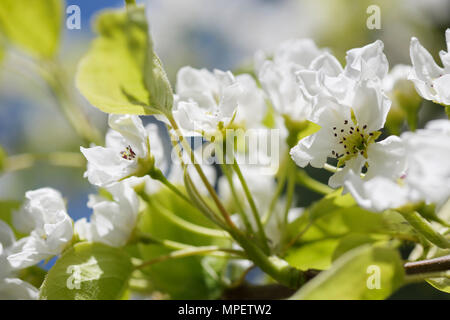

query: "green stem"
xmin=137 ymin=232 xmax=240 ymax=256
xmin=220 ymin=163 xmax=254 ymax=234
xmin=296 ymin=170 xmax=333 ymax=195
xmin=283 ymin=160 xmax=296 ymax=224
xmin=168 ymin=116 xmax=236 ymax=230
xmin=148 ymin=168 xmax=192 ymax=205
xmin=183 ymin=171 xmax=228 ymax=229
xmin=145 ymin=196 xmax=230 ymax=239
xmin=232 ymin=160 xmax=270 ymax=254
xmin=323 ymin=163 xmax=339 ymax=173
xmin=167 ymin=134 xmax=226 ymax=228
xmin=230 ymin=230 xmax=306 ymax=289
xmin=4 ymin=152 xmax=85 ymax=173
xmin=135 ymin=245 xmax=245 ymax=270
xmin=262 ymin=156 xmax=288 ymax=225
xmin=399 ymin=210 xmax=450 ymax=249
xmin=166 ymin=116 xmax=307 ymax=289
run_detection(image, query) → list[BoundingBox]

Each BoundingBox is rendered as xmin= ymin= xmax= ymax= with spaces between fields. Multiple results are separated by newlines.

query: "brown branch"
xmin=222 ymin=269 xmax=320 ymax=300
xmin=223 ymin=256 xmax=450 ymax=299
xmin=404 ymin=255 xmax=450 ymax=275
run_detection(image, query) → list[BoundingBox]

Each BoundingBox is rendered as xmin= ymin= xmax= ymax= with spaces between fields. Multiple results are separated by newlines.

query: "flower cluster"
xmin=1 ymin=189 xmax=72 ymax=299
xmin=2 ymin=19 xmax=450 ymax=299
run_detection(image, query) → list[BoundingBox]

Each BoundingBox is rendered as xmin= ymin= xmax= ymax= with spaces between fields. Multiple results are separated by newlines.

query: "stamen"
xmin=120 ymin=145 xmax=137 ymax=161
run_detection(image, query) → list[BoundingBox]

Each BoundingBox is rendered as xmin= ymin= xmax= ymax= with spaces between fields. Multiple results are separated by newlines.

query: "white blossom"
xmin=7 ymin=188 xmax=73 ymax=270
xmin=81 ymin=115 xmax=167 ymax=187
xmin=74 ymin=181 xmax=140 ymax=248
xmin=172 ymin=67 xmax=241 ymax=137
xmin=233 ymin=74 xmax=268 ymax=129
xmin=297 ymin=40 xmax=388 ymax=105
xmin=409 ymin=29 xmax=450 ymax=106
xmin=383 ymin=64 xmax=413 ymax=93
xmin=0 ymin=277 xmax=39 ymax=300
xmin=0 ymin=222 xmax=39 ymax=300
xmin=290 ymin=80 xmax=391 ymax=187
xmin=258 ymin=39 xmax=327 ymax=121
xmin=343 ymin=120 xmax=450 ymax=212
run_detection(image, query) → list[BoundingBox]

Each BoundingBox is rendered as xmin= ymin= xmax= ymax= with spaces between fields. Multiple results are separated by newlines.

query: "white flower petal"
xmin=352 ymin=80 xmax=391 ymax=133
xmin=108 ymin=115 xmax=148 ymax=158
xmin=344 ymin=40 xmax=388 ymax=81
xmin=81 ymin=146 xmax=137 ymax=187
xmin=273 ymin=39 xmax=325 ymax=68
xmin=409 ymin=37 xmax=445 ymax=101
xmin=0 ymin=278 xmax=38 ymax=300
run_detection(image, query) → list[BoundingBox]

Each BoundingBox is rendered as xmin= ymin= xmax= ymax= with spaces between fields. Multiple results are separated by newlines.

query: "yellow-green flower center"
xmin=330 ymin=118 xmax=381 ymax=167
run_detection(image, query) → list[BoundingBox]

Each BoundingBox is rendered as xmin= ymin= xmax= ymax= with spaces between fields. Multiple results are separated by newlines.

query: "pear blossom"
xmin=172 ymin=66 xmax=241 ymax=137
xmin=0 ymin=277 xmax=39 ymax=300
xmin=409 ymin=29 xmax=450 ymax=106
xmin=259 ymin=60 xmax=314 ymax=122
xmin=233 ymin=74 xmax=268 ymax=129
xmin=259 ymin=39 xmax=389 ymax=126
xmin=74 ymin=181 xmax=140 ymax=248
xmin=383 ymin=65 xmax=413 ymax=93
xmin=0 ymin=221 xmax=39 ymax=300
xmin=0 ymin=221 xmax=16 ymax=278
xmin=296 ymin=40 xmax=388 ymax=105
xmin=258 ymin=39 xmax=327 ymax=121
xmin=81 ymin=115 xmax=167 ymax=187
xmin=343 ymin=119 xmax=450 ymax=212
xmin=7 ymin=188 xmax=73 ymax=269
xmin=290 ymin=80 xmax=391 ymax=187
xmin=343 ymin=40 xmax=388 ymax=82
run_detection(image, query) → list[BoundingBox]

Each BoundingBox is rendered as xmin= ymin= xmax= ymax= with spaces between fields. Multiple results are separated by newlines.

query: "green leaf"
xmin=285 ymin=239 xmax=340 ymax=270
xmin=0 ymin=0 xmax=62 ymax=58
xmin=18 ymin=266 xmax=47 ymax=289
xmin=76 ymin=6 xmax=173 ymax=116
xmin=291 ymin=245 xmax=405 ymax=300
xmin=137 ymin=188 xmax=229 ymax=299
xmin=427 ymin=276 xmax=450 ymax=293
xmin=331 ymin=233 xmax=378 ymax=261
xmin=39 ymin=242 xmax=133 ymax=300
xmin=295 ymin=190 xmax=418 ymax=243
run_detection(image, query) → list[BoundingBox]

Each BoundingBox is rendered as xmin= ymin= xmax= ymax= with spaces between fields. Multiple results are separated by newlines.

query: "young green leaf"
xmin=0 ymin=0 xmax=62 ymax=58
xmin=285 ymin=238 xmax=341 ymax=270
xmin=331 ymin=233 xmax=378 ymax=261
xmin=427 ymin=276 xmax=450 ymax=293
xmin=76 ymin=6 xmax=173 ymax=116
xmin=290 ymin=245 xmax=405 ymax=300
xmin=39 ymin=242 xmax=133 ymax=300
